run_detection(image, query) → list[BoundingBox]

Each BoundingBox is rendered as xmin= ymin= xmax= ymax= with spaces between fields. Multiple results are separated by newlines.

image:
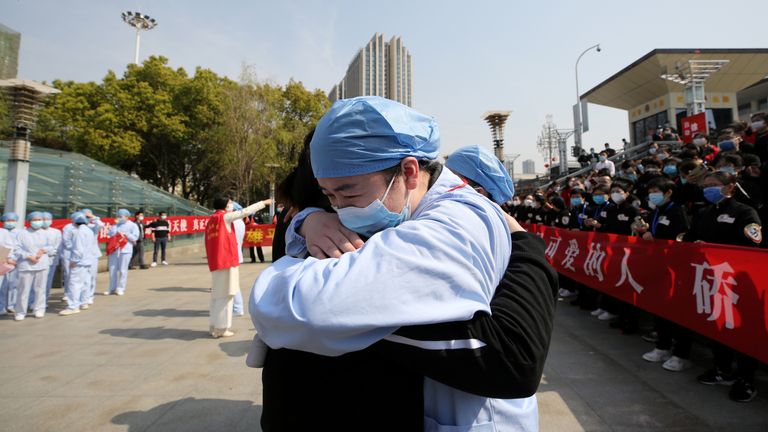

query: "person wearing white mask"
xmin=149 ymin=211 xmax=171 ymax=266
xmin=11 ymin=212 xmax=52 ymax=320
xmin=81 ymin=209 xmax=103 ymax=304
xmin=105 ymin=209 xmax=140 ymax=296
xmin=594 ymin=150 xmax=616 ymax=176
xmin=59 ymin=212 xmax=98 ymax=316
xmin=0 ymin=212 xmax=22 ymax=314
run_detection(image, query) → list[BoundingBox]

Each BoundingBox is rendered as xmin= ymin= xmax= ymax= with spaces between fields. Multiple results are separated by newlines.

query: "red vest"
xmin=205 ymin=211 xmax=240 ymax=272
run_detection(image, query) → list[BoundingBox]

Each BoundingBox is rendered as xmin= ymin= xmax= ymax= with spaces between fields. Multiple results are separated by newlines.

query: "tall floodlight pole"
xmin=121 ymin=11 xmax=158 ymax=65
xmin=483 ymin=111 xmax=512 ymax=163
xmin=661 ymin=59 xmax=729 ymax=116
xmin=0 ymin=79 xmax=60 ymax=218
xmin=574 ymin=44 xmax=601 ymax=152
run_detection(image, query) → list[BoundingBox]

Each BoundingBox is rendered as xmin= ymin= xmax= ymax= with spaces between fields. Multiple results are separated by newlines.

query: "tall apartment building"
xmin=329 ymin=33 xmax=412 ymax=107
xmin=0 ymin=23 xmax=21 ymax=79
xmin=522 ymin=159 xmax=536 ymax=174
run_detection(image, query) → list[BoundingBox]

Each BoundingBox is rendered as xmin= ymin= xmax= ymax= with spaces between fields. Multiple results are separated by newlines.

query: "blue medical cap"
xmin=74 ymin=213 xmax=87 ymax=224
xmin=70 ymin=211 xmax=84 ymax=222
xmin=232 ymin=202 xmax=243 ymax=211
xmin=446 ymin=145 xmax=515 ymax=204
xmin=42 ymin=212 xmax=53 ymax=220
xmin=718 ymin=140 xmax=736 ymax=151
xmin=2 ymin=212 xmax=18 ymax=221
xmin=310 ymin=96 xmax=440 ymax=178
xmin=81 ymin=208 xmax=92 ymax=215
xmin=27 ymin=211 xmax=43 ymax=220
xmin=117 ymin=209 xmax=131 ymax=217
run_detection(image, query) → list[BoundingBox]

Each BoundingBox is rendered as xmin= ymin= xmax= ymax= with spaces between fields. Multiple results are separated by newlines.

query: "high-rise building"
xmin=522 ymin=159 xmax=536 ymax=174
xmin=0 ymin=23 xmax=21 ymax=79
xmin=329 ymin=33 xmax=413 ymax=107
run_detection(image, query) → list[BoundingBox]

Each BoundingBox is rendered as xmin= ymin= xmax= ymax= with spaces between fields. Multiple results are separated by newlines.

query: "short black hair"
xmin=159 ymin=210 xmax=166 ymax=215
xmin=705 ymin=171 xmax=737 ymax=186
xmin=213 ymin=196 xmax=231 ymax=210
xmin=647 ymin=177 xmax=676 ymax=194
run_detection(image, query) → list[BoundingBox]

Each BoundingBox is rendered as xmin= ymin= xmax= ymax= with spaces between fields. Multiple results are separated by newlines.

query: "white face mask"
xmin=137 ymin=215 xmax=144 ymax=221
xmin=649 ymin=148 xmax=657 ymax=154
xmin=693 ymin=138 xmax=706 ymax=146
xmin=512 ymin=199 xmax=521 ymax=206
xmin=160 ymin=215 xmax=167 ymax=220
xmin=752 ymin=120 xmax=766 ymax=131
xmin=524 ymin=199 xmax=534 ymax=207
xmin=611 ymin=192 xmax=626 ymax=204
xmin=225 ymin=203 xmax=234 ymax=212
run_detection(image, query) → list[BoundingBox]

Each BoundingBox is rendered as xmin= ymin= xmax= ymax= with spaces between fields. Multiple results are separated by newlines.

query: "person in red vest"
xmin=205 ymin=196 xmax=272 ymax=338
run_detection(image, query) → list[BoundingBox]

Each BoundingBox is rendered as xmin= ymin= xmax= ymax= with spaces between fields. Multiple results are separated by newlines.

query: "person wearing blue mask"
xmin=662 ymin=158 xmax=680 ymax=179
xmin=632 ymin=178 xmax=693 ymax=373
xmin=250 ymin=97 xmax=537 ymax=430
xmin=0 ymin=213 xmax=18 ymax=314
xmin=105 ymin=209 xmax=140 ymax=296
xmin=683 ymin=171 xmax=762 ymax=403
xmin=81 ymin=209 xmax=103 ymax=305
xmin=11 ymin=212 xmax=52 ymax=320
xmin=0 ymin=212 xmax=22 ymax=314
xmin=59 ymin=213 xmax=97 ymax=316
xmin=41 ymin=212 xmax=61 ymax=302
xmin=231 ymin=202 xmax=247 ymax=318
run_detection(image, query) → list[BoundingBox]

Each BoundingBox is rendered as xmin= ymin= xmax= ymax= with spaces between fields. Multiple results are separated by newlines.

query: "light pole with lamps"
xmin=264 ymin=163 xmax=280 ymax=220
xmin=121 ymin=11 xmax=158 ymax=65
xmin=574 ymin=43 xmax=601 ymax=152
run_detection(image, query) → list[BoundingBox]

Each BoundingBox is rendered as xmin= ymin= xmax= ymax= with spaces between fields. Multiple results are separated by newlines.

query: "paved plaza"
xmin=0 ymin=251 xmax=765 ymax=431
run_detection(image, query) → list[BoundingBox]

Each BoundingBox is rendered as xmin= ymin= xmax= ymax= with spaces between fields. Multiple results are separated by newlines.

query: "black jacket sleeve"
xmin=371 ymin=231 xmax=559 ymax=398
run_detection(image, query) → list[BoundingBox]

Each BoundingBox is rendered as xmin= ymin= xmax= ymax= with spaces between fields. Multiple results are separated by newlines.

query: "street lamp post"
xmin=121 ymin=11 xmax=158 ymax=65
xmin=265 ymin=163 xmax=280 ymax=220
xmin=574 ymin=43 xmax=601 ymax=152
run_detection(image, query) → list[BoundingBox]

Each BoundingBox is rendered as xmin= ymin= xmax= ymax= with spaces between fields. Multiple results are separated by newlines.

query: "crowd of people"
xmin=0 ymin=208 xmax=175 ymax=320
xmin=507 ymin=113 xmax=767 ymax=403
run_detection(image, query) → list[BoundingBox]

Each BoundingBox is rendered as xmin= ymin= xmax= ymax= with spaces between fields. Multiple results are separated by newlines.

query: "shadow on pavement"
xmin=100 ymin=327 xmax=212 ymax=341
xmin=219 ymin=340 xmax=250 ymax=357
xmin=134 ymin=309 xmax=209 ymax=318
xmin=150 ymin=287 xmax=210 ymax=293
xmin=112 ymin=397 xmax=262 ymax=432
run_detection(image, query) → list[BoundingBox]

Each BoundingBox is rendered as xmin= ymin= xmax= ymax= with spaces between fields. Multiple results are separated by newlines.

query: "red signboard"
xmin=523 ymin=224 xmax=768 ymax=364
xmin=47 ymin=216 xmax=275 ymax=247
xmin=681 ymin=112 xmax=708 ymax=143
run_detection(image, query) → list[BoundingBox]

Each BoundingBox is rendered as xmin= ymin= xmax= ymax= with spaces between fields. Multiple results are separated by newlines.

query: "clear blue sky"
xmin=3 ymin=0 xmax=763 ymax=174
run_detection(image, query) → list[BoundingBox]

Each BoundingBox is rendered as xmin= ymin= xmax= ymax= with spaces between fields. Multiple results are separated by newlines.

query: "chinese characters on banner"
xmin=681 ymin=112 xmax=708 ymax=143
xmin=523 ymin=224 xmax=768 ymax=364
xmin=49 ymin=216 xmax=275 ymax=247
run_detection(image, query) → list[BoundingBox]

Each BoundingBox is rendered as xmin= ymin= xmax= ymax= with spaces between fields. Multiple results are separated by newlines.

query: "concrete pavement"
xmin=0 ymin=251 xmax=765 ymax=431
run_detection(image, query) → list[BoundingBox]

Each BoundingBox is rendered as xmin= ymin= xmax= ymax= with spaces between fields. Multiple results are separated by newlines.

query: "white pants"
xmin=16 ymin=269 xmax=49 ymax=316
xmin=108 ymin=252 xmax=131 ymax=294
xmin=60 ymin=257 xmax=71 ymax=299
xmin=66 ymin=265 xmax=90 ymax=310
xmin=2 ymin=270 xmax=18 ymax=311
xmin=210 ymin=267 xmax=239 ymax=331
xmin=88 ymin=260 xmax=99 ymax=301
xmin=45 ymin=261 xmax=58 ymax=299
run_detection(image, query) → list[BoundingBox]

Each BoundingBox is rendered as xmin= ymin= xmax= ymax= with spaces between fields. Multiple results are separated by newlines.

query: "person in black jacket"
xmin=684 ymin=171 xmax=763 ymax=403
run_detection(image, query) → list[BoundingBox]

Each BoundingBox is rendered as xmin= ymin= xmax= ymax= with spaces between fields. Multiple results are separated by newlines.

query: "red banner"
xmin=681 ymin=112 xmax=708 ymax=143
xmin=46 ymin=216 xmax=275 ymax=247
xmin=523 ymin=224 xmax=768 ymax=364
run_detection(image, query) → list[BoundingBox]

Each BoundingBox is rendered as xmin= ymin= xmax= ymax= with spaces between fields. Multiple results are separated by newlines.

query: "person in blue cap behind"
xmin=11 ymin=212 xmax=53 ymax=320
xmin=445 ymin=144 xmax=515 ymax=205
xmin=1 ymin=212 xmax=22 ymax=314
xmin=105 ymin=209 xmax=140 ymax=296
xmin=81 ymin=208 xmax=103 ymax=305
xmin=60 ymin=212 xmax=98 ymax=316
xmin=250 ymin=96 xmax=537 ymax=430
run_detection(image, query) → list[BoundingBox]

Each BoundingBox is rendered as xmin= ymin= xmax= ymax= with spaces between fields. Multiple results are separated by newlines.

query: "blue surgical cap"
xmin=2 ymin=212 xmax=18 ymax=222
xmin=117 ymin=209 xmax=131 ymax=217
xmin=42 ymin=212 xmax=53 ymax=220
xmin=70 ymin=211 xmax=84 ymax=222
xmin=81 ymin=208 xmax=93 ymax=215
xmin=310 ymin=96 xmax=440 ymax=178
xmin=446 ymin=145 xmax=515 ymax=204
xmin=74 ymin=213 xmax=87 ymax=224
xmin=27 ymin=211 xmax=43 ymax=221
xmin=232 ymin=202 xmax=243 ymax=211
xmin=718 ymin=140 xmax=736 ymax=151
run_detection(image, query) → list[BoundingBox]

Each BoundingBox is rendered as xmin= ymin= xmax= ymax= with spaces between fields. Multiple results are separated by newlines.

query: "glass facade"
xmin=0 ymin=141 xmax=210 ymax=218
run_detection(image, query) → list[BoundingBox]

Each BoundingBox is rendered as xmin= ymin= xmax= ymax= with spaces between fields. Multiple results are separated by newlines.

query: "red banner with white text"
xmin=48 ymin=216 xmax=275 ymax=247
xmin=523 ymin=224 xmax=768 ymax=364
